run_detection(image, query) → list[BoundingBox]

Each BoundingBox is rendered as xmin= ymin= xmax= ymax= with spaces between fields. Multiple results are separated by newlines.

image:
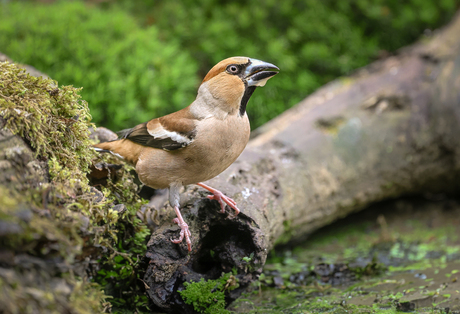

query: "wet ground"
xmin=229 ymin=197 xmax=460 ymax=313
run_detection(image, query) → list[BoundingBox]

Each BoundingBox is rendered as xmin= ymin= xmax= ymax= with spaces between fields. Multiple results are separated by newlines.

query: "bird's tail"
xmin=93 ymin=139 xmax=143 ymax=166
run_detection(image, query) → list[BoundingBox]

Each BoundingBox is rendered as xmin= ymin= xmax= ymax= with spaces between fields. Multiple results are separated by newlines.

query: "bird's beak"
xmin=245 ymin=58 xmax=279 ymax=87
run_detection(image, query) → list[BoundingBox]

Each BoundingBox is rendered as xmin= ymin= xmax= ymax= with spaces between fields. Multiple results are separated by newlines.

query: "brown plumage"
xmin=94 ymin=57 xmax=279 ymax=251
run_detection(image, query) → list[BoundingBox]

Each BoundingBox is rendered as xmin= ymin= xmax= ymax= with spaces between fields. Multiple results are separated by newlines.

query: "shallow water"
xmin=230 ymin=197 xmax=460 ymax=313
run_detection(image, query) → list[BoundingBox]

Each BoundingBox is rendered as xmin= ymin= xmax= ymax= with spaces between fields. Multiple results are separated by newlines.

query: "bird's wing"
xmin=118 ymin=108 xmax=197 ymax=151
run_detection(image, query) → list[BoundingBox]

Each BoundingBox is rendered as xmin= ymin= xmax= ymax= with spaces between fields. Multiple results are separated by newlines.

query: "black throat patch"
xmin=239 ymin=85 xmax=256 ymax=116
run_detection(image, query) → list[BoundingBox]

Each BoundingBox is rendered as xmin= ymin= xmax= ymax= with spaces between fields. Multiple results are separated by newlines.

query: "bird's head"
xmin=196 ymin=57 xmax=279 ymax=117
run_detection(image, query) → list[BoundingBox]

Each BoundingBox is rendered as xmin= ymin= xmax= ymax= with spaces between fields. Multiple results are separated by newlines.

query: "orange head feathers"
xmin=198 ymin=57 xmax=279 ymax=116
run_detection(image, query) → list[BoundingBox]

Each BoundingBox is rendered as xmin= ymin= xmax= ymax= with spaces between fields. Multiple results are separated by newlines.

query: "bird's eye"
xmin=227 ymin=65 xmax=239 ymax=74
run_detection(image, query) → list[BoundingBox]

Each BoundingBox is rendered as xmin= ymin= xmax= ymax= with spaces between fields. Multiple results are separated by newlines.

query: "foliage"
xmin=0 ymin=1 xmax=198 ymax=131
xmin=102 ymin=0 xmax=460 ymax=127
xmin=0 ymin=61 xmax=151 ymax=313
xmin=1 ymin=0 xmax=459 ymax=131
xmin=179 ymin=271 xmax=239 ymax=314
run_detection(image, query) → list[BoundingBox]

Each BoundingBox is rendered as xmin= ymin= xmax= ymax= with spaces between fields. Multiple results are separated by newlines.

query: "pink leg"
xmin=170 ymin=206 xmax=192 ymax=251
xmin=196 ymin=182 xmax=240 ymax=215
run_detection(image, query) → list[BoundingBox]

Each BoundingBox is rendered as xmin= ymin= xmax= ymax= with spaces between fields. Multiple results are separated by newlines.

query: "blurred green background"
xmin=0 ymin=0 xmax=459 ymax=131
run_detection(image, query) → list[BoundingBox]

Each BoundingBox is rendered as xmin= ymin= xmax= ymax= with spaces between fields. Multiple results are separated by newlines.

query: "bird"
xmin=94 ymin=57 xmax=279 ymax=251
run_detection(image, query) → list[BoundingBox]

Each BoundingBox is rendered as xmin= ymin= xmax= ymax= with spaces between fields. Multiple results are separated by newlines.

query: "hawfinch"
xmin=94 ymin=57 xmax=279 ymax=251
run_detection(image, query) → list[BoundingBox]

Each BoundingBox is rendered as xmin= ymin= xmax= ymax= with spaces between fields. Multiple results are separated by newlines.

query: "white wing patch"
xmin=148 ymin=126 xmax=192 ymax=144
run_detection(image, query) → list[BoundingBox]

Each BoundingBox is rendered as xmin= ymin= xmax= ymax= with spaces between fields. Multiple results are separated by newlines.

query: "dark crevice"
xmin=144 ymin=200 xmax=262 ymax=313
xmin=192 ymin=220 xmax=257 ymax=275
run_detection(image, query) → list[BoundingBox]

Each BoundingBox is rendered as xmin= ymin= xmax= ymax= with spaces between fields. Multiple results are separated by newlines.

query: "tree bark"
xmin=144 ymin=12 xmax=460 ymax=313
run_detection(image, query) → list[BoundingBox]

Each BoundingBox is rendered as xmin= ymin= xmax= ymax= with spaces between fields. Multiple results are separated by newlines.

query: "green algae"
xmin=230 ymin=198 xmax=460 ymax=313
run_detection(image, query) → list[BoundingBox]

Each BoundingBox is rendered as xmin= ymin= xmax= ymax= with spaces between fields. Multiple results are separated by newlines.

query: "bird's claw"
xmin=171 ymin=218 xmax=192 ymax=251
xmin=207 ymin=191 xmax=240 ymax=215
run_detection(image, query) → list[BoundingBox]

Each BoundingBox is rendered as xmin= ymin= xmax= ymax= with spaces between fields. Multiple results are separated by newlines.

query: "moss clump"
xmin=0 ymin=61 xmax=151 ymax=313
xmin=0 ymin=188 xmax=109 ymax=314
xmin=0 ymin=61 xmax=96 ymax=191
xmin=179 ymin=271 xmax=239 ymax=314
xmin=0 ymin=272 xmax=108 ymax=314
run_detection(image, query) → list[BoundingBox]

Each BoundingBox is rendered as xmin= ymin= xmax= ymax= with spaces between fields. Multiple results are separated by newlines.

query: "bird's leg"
xmin=196 ymin=182 xmax=240 ymax=215
xmin=169 ymin=183 xmax=192 ymax=251
xmin=171 ymin=206 xmax=192 ymax=251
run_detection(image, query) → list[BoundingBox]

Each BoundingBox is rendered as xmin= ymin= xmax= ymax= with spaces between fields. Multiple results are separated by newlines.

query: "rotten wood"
xmin=143 ymin=12 xmax=460 ymax=313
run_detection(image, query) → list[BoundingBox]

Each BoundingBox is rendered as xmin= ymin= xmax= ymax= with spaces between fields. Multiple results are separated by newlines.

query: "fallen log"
xmin=143 ymin=12 xmax=460 ymax=313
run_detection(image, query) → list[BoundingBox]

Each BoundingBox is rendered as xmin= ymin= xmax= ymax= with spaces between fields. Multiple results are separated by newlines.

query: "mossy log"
xmin=0 ymin=63 xmax=108 ymax=313
xmin=144 ymin=12 xmax=460 ymax=313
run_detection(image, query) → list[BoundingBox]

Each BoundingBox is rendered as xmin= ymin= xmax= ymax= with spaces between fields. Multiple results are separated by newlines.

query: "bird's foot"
xmin=197 ymin=182 xmax=240 ymax=215
xmin=170 ymin=206 xmax=192 ymax=251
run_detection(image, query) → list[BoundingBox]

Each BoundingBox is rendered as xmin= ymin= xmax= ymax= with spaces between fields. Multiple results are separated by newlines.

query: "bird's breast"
xmin=187 ymin=114 xmax=250 ymax=179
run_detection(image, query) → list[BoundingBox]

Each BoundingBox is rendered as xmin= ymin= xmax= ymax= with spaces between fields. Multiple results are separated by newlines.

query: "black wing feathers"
xmin=117 ymin=122 xmax=192 ymax=151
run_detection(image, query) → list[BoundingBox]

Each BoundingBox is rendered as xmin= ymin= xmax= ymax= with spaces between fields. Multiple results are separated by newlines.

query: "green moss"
xmin=0 ymin=62 xmax=151 ymax=313
xmin=179 ymin=271 xmax=239 ymax=314
xmin=0 ymin=274 xmax=108 ymax=314
xmin=0 ymin=187 xmax=109 ymax=313
xmin=350 ymin=256 xmax=387 ymax=278
xmin=0 ymin=61 xmax=96 ymax=191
